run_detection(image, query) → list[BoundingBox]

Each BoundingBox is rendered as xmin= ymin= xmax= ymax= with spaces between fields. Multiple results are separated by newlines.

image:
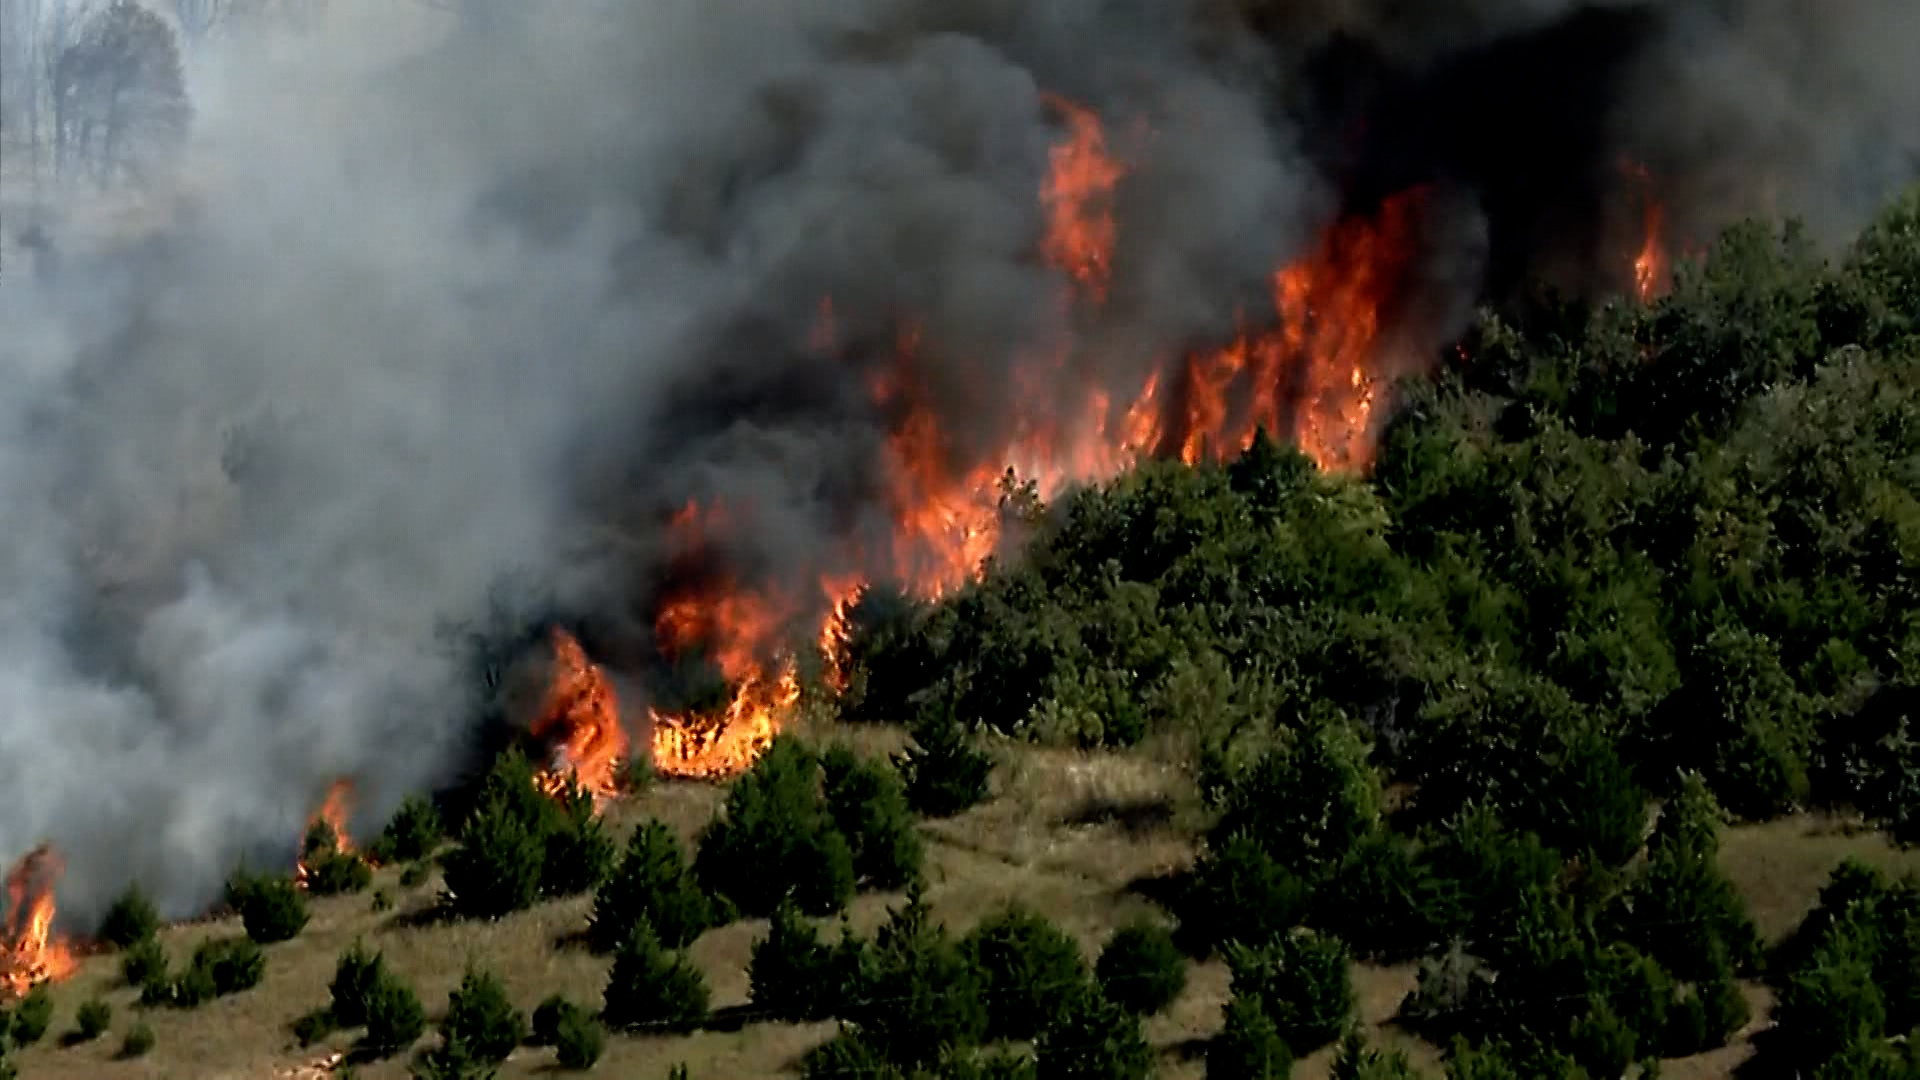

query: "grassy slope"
xmin=18 ymin=725 xmax=1920 ymax=1080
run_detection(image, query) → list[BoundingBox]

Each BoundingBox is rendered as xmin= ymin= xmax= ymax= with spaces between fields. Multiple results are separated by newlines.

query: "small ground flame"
xmin=1 ymin=844 xmax=76 ymax=1000
xmin=532 ymin=628 xmax=629 ymax=803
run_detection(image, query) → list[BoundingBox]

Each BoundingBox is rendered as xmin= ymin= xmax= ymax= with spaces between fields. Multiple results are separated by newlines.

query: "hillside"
xmin=17 ymin=721 xmax=1920 ymax=1080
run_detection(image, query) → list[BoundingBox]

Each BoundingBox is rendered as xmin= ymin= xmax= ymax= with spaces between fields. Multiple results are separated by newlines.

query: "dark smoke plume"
xmin=0 ymin=0 xmax=1912 ymax=922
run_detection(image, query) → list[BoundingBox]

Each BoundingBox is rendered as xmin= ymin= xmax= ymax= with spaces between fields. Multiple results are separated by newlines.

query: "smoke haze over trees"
xmin=0 ymin=0 xmax=1913 ymax=925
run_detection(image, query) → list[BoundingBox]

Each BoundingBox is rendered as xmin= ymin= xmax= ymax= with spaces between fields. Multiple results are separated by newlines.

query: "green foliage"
xmin=962 ymin=904 xmax=1088 ymax=1039
xmin=590 ymin=819 xmax=712 ymax=952
xmin=121 ymin=934 xmax=167 ymax=990
xmin=303 ymin=818 xmax=375 ymax=896
xmin=1226 ymin=930 xmax=1355 ymax=1054
xmin=331 ymin=941 xmax=387 ymax=1029
xmin=552 ymin=1005 xmax=605 ymax=1070
xmin=8 ymin=985 xmax=51 ymax=1045
xmin=377 ymin=795 xmax=443 ymax=864
xmin=602 ymin=918 xmax=710 ymax=1032
xmin=747 ymin=899 xmax=833 ymax=1023
xmin=897 ymin=707 xmax=994 ymax=818
xmin=229 ymin=869 xmax=310 ymax=943
xmin=1207 ymin=990 xmax=1293 ymax=1080
xmin=800 ymin=1029 xmax=904 ymax=1080
xmin=441 ymin=751 xmax=612 ymax=920
xmin=821 ymin=745 xmax=926 ymax=888
xmin=1095 ymin=921 xmax=1186 ymax=1017
xmin=1210 ymin=721 xmax=1384 ymax=881
xmin=119 ymin=1022 xmax=155 ymax=1059
xmin=693 ymin=737 xmax=856 ymax=917
xmin=1610 ymin=774 xmax=1761 ymax=982
xmin=1178 ymin=832 xmax=1311 ymax=956
xmin=845 ymin=885 xmax=987 ymax=1067
xmin=1032 ymin=985 xmax=1152 ymax=1080
xmin=98 ymin=883 xmax=160 ymax=949
xmin=187 ymin=936 xmax=266 ymax=998
xmin=1765 ymin=860 xmax=1920 ymax=1075
xmin=292 ymin=1007 xmax=337 ymax=1046
xmin=361 ymin=970 xmax=428 ymax=1058
xmin=440 ymin=966 xmax=525 ymax=1064
xmin=73 ymin=997 xmax=112 ymax=1042
xmin=528 ymin=994 xmax=577 ymax=1047
xmin=1330 ymin=1030 xmax=1422 ymax=1080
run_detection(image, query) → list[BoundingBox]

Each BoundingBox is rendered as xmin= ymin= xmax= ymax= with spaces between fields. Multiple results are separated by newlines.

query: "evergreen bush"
xmin=1095 ymin=921 xmax=1187 ymax=1017
xmin=120 ymin=1022 xmax=155 ymax=1059
xmin=98 ymin=883 xmax=160 ymax=949
xmin=1207 ymin=990 xmax=1293 ymax=1080
xmin=73 ymin=997 xmax=112 ymax=1043
xmin=747 ymin=899 xmax=833 ymax=1023
xmin=589 ymin=819 xmax=711 ymax=952
xmin=602 ymin=919 xmax=710 ymax=1032
xmin=553 ymin=1006 xmax=605 ymax=1070
xmin=962 ymin=904 xmax=1087 ymax=1039
xmin=440 ymin=966 xmax=525 ymax=1063
xmin=821 ymin=745 xmax=926 ymax=889
xmin=8 ymin=985 xmax=51 ymax=1044
xmin=230 ymin=870 xmax=310 ymax=943
xmin=361 ymin=970 xmax=428 ymax=1058
xmin=331 ymin=941 xmax=387 ymax=1029
xmin=1225 ymin=930 xmax=1355 ymax=1054
xmin=692 ymin=737 xmax=856 ymax=918
xmin=896 ymin=709 xmax=993 ymax=818
xmin=1032 ymin=985 xmax=1151 ymax=1080
xmin=847 ymin=885 xmax=986 ymax=1068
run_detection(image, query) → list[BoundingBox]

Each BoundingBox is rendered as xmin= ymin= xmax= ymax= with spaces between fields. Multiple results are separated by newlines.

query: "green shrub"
xmin=1527 ymin=728 xmax=1648 ymax=867
xmin=9 ymin=985 xmax=51 ymax=1044
xmin=1096 ymin=921 xmax=1187 ymax=1017
xmin=1207 ymin=990 xmax=1292 ymax=1080
xmin=822 ymin=745 xmax=925 ymax=889
xmin=800 ymin=1029 xmax=904 ymax=1080
xmin=602 ymin=918 xmax=710 ymax=1031
xmin=121 ymin=935 xmax=167 ymax=990
xmin=98 ymin=883 xmax=160 ymax=949
xmin=303 ymin=817 xmax=374 ymax=896
xmin=361 ymin=970 xmax=428 ymax=1058
xmin=441 ymin=750 xmax=613 ymax=919
xmin=190 ymin=936 xmax=266 ymax=996
xmin=291 ymin=1007 xmax=337 ymax=1046
xmin=371 ymin=888 xmax=394 ymax=913
xmin=1209 ymin=721 xmax=1383 ymax=882
xmin=748 ymin=899 xmax=833 ymax=1023
xmin=541 ymin=780 xmax=617 ymax=898
xmin=962 ymin=905 xmax=1087 ymax=1040
xmin=331 ymin=941 xmax=387 ymax=1028
xmin=119 ymin=1022 xmax=155 ymax=1059
xmin=529 ymin=993 xmax=577 ymax=1046
xmin=73 ymin=997 xmax=112 ymax=1042
xmin=693 ymin=737 xmax=856 ymax=918
xmin=1033 ymin=985 xmax=1151 ymax=1080
xmin=441 ymin=966 xmax=525 ymax=1063
xmin=1612 ymin=773 xmax=1762 ymax=981
xmin=589 ymin=820 xmax=711 ymax=952
xmin=553 ymin=1005 xmax=605 ymax=1070
xmin=1178 ymin=832 xmax=1310 ymax=956
xmin=1226 ymin=930 xmax=1354 ymax=1054
xmin=378 ymin=795 xmax=443 ymax=864
xmin=846 ymin=885 xmax=987 ymax=1068
xmin=400 ymin=862 xmax=431 ymax=890
xmin=1329 ymin=1030 xmax=1423 ymax=1080
xmin=230 ymin=870 xmax=310 ymax=943
xmin=896 ymin=710 xmax=992 ymax=818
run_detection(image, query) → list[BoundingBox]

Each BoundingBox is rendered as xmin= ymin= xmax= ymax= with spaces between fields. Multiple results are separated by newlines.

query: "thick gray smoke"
xmin=0 ymin=0 xmax=1913 ymax=924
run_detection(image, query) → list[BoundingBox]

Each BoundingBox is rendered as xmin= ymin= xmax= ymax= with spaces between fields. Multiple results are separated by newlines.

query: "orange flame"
xmin=532 ymin=628 xmax=629 ymax=803
xmin=1624 ymin=159 xmax=1671 ymax=302
xmin=1 ymin=844 xmax=76 ymax=999
xmin=626 ymin=96 xmax=1425 ymax=779
xmin=296 ymin=778 xmax=357 ymax=888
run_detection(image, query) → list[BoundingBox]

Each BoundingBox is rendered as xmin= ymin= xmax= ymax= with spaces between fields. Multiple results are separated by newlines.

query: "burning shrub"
xmin=329 ymin=941 xmax=386 ymax=1029
xmin=844 ymin=885 xmax=986 ymax=1069
xmin=1225 ymin=930 xmax=1355 ymax=1055
xmin=360 ymin=969 xmax=428 ymax=1058
xmin=821 ymin=745 xmax=925 ymax=890
xmin=1096 ymin=921 xmax=1187 ymax=1017
xmin=8 ymin=984 xmax=52 ymax=1044
xmin=438 ymin=965 xmax=526 ymax=1064
xmin=1032 ymin=984 xmax=1152 ymax=1080
xmin=303 ymin=844 xmax=374 ymax=897
xmin=589 ymin=819 xmax=712 ymax=953
xmin=72 ymin=996 xmax=112 ymax=1043
xmin=896 ymin=709 xmax=993 ymax=819
xmin=1207 ymin=989 xmax=1293 ymax=1080
xmin=120 ymin=935 xmax=167 ymax=990
xmin=552 ymin=1005 xmax=605 ymax=1070
xmin=601 ymin=917 xmax=710 ymax=1032
xmin=693 ymin=736 xmax=856 ymax=918
xmin=119 ymin=1021 xmax=155 ymax=1059
xmin=960 ymin=904 xmax=1087 ymax=1040
xmin=98 ymin=883 xmax=160 ymax=949
xmin=370 ymin=794 xmax=442 ymax=865
xmin=228 ymin=869 xmax=310 ymax=944
xmin=747 ymin=899 xmax=832 ymax=1023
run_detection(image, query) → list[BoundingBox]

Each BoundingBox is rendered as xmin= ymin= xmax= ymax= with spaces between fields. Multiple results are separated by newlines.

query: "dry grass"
xmin=15 ymin=731 xmax=1916 ymax=1079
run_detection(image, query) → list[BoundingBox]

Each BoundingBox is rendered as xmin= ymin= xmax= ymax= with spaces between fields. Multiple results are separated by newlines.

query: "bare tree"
xmin=52 ymin=0 xmax=190 ymax=187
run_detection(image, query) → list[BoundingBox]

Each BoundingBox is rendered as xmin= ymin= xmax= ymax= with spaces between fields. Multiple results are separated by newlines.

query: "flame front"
xmin=1 ymin=844 xmax=76 ymax=1000
xmin=296 ymin=778 xmax=357 ymax=887
xmin=620 ymin=96 xmax=1425 ymax=779
xmin=1624 ymin=159 xmax=1672 ymax=302
xmin=532 ymin=628 xmax=629 ymax=802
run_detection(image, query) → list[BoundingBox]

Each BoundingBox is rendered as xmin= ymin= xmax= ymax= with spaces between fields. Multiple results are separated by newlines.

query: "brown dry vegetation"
xmin=17 ymin=724 xmax=1920 ymax=1080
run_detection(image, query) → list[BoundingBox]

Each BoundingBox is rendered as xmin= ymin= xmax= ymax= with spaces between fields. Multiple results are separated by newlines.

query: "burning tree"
xmin=0 ymin=845 xmax=75 ymax=1000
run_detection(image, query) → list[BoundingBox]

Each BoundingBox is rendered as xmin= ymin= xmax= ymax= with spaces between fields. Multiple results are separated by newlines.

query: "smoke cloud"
xmin=0 ymin=0 xmax=1913 ymax=921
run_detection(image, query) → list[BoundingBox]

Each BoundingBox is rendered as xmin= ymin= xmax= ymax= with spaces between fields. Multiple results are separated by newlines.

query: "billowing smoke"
xmin=0 ymin=0 xmax=1913 ymax=922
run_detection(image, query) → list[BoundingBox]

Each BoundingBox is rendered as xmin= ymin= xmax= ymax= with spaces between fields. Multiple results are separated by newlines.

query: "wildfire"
xmin=1 ymin=844 xmax=76 ymax=1000
xmin=1624 ymin=159 xmax=1672 ymax=302
xmin=613 ymin=95 xmax=1424 ymax=781
xmin=295 ymin=779 xmax=357 ymax=888
xmin=531 ymin=628 xmax=629 ymax=803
